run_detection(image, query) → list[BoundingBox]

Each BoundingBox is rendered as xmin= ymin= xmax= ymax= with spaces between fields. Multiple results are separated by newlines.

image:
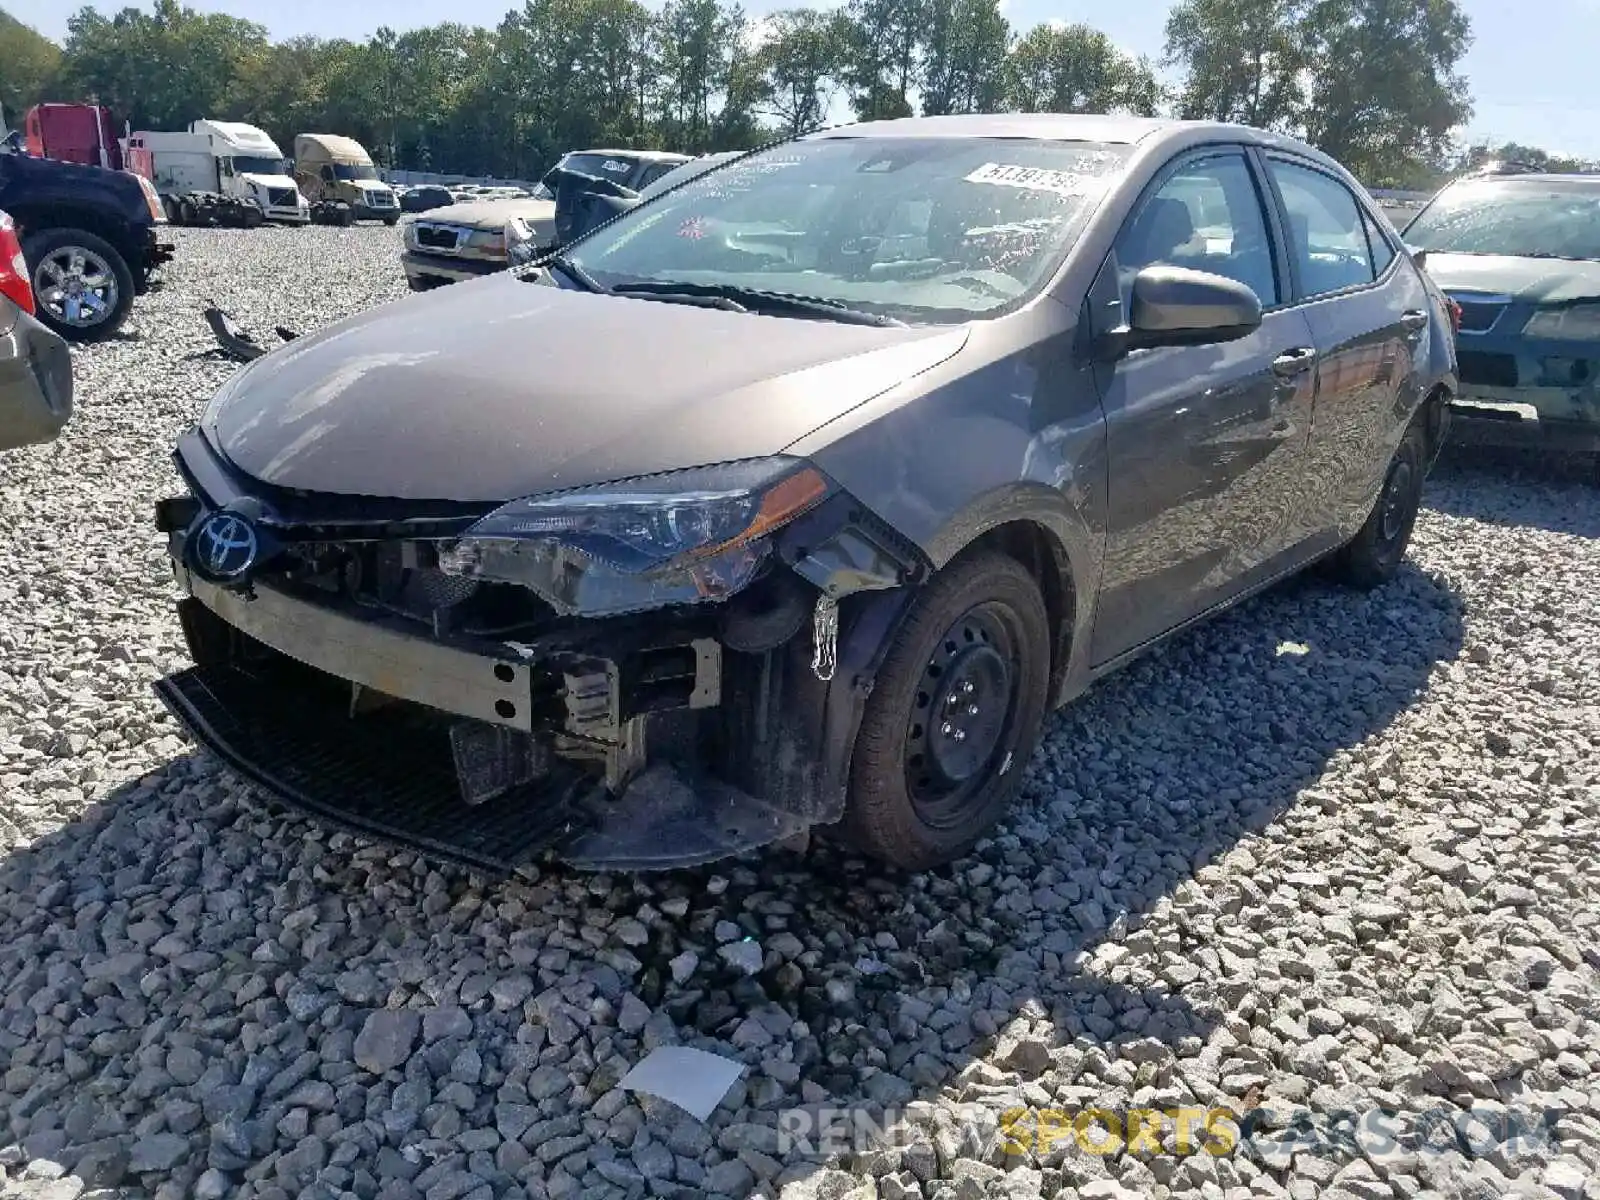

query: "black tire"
xmin=383 ymin=216 xmax=399 ymax=227
xmin=1330 ymin=424 xmax=1427 ymax=589
xmin=339 ymin=207 xmax=356 ymax=227
xmin=178 ymin=198 xmax=196 ymax=226
xmin=22 ymin=228 xmax=136 ymax=343
xmin=840 ymin=550 xmax=1051 ymax=871
xmin=243 ymin=206 xmax=264 ymax=229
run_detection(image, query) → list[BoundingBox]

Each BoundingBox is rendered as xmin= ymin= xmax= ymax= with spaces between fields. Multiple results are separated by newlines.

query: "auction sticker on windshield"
xmin=964 ymin=162 xmax=1102 ymax=197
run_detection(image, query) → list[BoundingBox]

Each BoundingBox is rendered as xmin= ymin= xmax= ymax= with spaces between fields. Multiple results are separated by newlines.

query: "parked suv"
xmin=154 ymin=115 xmax=1456 ymax=874
xmin=0 ymin=137 xmax=173 ymax=341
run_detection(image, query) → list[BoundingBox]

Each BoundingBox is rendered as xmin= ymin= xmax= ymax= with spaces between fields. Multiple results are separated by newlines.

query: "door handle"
xmin=1272 ymin=347 xmax=1318 ymax=377
xmin=1401 ymin=309 xmax=1429 ymax=332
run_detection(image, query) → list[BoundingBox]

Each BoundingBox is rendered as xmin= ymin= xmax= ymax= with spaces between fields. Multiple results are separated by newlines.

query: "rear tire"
xmin=840 ymin=550 xmax=1051 ymax=871
xmin=1330 ymin=424 xmax=1426 ymax=589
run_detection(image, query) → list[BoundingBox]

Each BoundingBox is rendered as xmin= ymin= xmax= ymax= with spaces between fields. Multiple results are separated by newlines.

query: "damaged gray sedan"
xmin=153 ymin=114 xmax=1457 ymax=873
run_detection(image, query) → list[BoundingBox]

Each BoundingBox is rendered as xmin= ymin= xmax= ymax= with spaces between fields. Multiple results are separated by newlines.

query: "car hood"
xmin=203 ymin=271 xmax=968 ymax=502
xmin=419 ymin=198 xmax=555 ymax=231
xmin=1422 ymin=252 xmax=1600 ymax=305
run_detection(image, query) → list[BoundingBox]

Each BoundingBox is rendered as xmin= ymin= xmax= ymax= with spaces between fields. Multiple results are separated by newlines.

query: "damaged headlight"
xmin=505 ymin=217 xmax=541 ymax=267
xmin=1522 ymin=303 xmax=1600 ymax=342
xmin=438 ymin=458 xmax=831 ymax=617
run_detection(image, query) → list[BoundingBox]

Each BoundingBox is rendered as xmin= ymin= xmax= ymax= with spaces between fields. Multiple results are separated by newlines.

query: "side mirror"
xmin=1113 ymin=265 xmax=1263 ymax=355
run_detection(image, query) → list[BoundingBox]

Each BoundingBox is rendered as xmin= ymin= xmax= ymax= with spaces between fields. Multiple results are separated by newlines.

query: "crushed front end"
xmin=152 ymin=429 xmax=926 ymax=872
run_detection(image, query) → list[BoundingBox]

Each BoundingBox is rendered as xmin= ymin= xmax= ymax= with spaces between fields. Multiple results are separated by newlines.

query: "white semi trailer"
xmin=129 ymin=119 xmax=309 ymax=226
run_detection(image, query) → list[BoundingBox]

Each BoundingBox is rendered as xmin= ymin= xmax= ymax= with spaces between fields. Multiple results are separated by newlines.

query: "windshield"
xmin=1406 ymin=180 xmax=1600 ymax=260
xmin=566 ymin=136 xmax=1129 ymax=323
xmin=335 ymin=163 xmax=380 ymax=182
xmin=233 ymin=156 xmax=286 ymax=176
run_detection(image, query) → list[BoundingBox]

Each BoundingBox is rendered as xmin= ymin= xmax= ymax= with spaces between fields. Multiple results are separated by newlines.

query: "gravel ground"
xmin=1 ymin=225 xmax=1598 ymax=1200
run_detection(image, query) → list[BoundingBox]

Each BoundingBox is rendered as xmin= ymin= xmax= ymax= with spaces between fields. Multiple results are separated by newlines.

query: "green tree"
xmin=754 ymin=9 xmax=850 ymax=138
xmin=1005 ymin=23 xmax=1162 ymax=116
xmin=844 ymin=0 xmax=920 ymax=120
xmin=1163 ymin=0 xmax=1308 ymax=128
xmin=0 ymin=7 xmax=62 ymax=121
xmin=1300 ymin=0 xmax=1472 ymax=186
xmin=61 ymin=0 xmax=270 ymax=130
xmin=920 ymin=0 xmax=1010 ymax=116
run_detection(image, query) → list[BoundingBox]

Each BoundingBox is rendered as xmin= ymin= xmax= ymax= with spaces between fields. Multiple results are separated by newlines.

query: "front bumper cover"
xmin=400 ymin=250 xmax=502 ymax=285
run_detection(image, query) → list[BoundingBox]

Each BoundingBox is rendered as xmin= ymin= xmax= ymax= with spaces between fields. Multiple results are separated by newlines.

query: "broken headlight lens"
xmin=505 ymin=217 xmax=541 ymax=267
xmin=438 ymin=458 xmax=831 ymax=617
xmin=1522 ymin=303 xmax=1600 ymax=342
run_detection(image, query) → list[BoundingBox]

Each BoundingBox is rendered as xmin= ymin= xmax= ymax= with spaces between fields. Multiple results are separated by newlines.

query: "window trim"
xmin=1105 ymin=143 xmax=1291 ymax=315
xmin=1258 ymin=150 xmax=1402 ymax=306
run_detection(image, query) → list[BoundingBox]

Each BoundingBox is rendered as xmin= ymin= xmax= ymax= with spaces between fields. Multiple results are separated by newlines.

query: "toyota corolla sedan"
xmin=152 ymin=114 xmax=1457 ymax=874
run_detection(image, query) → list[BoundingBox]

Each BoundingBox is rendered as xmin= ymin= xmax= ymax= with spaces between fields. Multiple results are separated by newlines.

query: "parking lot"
xmin=0 ymin=224 xmax=1597 ymax=1200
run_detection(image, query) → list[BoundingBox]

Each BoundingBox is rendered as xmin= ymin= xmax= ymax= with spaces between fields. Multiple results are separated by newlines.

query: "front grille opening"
xmin=416 ymin=227 xmax=459 ymax=250
xmin=1459 ymin=351 xmax=1519 ymax=389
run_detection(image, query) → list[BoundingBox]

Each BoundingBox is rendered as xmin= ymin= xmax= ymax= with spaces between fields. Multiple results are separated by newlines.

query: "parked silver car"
xmin=153 ymin=114 xmax=1457 ymax=873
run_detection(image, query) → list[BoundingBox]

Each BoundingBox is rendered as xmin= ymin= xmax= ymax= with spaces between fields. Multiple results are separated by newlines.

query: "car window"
xmin=636 ymin=162 xmax=678 ymax=189
xmin=1362 ymin=208 xmax=1396 ymax=276
xmin=1269 ymin=159 xmax=1376 ymax=298
xmin=567 ymin=136 xmax=1133 ymax=324
xmin=1115 ymin=152 xmax=1279 ymax=306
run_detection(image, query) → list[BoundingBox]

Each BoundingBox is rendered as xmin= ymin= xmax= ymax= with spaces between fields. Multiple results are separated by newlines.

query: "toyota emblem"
xmin=193 ymin=511 xmax=259 ymax=580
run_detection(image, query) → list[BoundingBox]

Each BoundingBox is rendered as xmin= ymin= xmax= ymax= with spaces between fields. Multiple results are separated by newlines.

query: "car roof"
xmin=570 ymin=148 xmax=692 ymax=163
xmin=1465 ymin=172 xmax=1600 ymax=184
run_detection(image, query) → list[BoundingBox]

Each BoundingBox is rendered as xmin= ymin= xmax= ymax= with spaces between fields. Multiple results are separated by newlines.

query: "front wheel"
xmin=1330 ymin=425 xmax=1426 ymax=589
xmin=383 ymin=216 xmax=399 ymax=227
xmin=23 ymin=228 xmax=136 ymax=343
xmin=840 ymin=551 xmax=1051 ymax=871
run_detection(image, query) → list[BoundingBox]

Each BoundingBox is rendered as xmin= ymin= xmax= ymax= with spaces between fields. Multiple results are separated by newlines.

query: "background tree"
xmin=920 ymin=0 xmax=1010 ymax=117
xmin=1163 ymin=0 xmax=1308 ymax=128
xmin=754 ymin=9 xmax=850 ymax=138
xmin=13 ymin=0 xmax=1512 ymax=186
xmin=1299 ymin=0 xmax=1473 ymax=187
xmin=1006 ymin=24 xmax=1162 ymax=116
xmin=0 ymin=7 xmax=62 ymax=120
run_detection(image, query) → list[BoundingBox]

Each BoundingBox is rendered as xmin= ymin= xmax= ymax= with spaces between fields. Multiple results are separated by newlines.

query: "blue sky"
xmin=17 ymin=0 xmax=1600 ymax=158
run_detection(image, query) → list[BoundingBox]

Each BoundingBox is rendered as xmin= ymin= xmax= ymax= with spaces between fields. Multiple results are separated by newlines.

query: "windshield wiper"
xmin=545 ymin=254 xmax=609 ymax=294
xmin=610 ymin=280 xmax=905 ymax=327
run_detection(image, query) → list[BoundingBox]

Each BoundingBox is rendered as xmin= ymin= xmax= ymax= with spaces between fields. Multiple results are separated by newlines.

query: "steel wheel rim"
xmin=904 ymin=603 xmax=1020 ymax=829
xmin=1379 ymin=457 xmax=1415 ymax=544
xmin=33 ymin=246 xmax=118 ymax=329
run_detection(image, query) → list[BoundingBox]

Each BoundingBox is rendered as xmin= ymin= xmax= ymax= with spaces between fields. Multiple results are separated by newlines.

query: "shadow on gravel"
xmin=0 ymin=564 xmax=1464 ymax=1194
xmin=1425 ymin=444 xmax=1600 ymax=538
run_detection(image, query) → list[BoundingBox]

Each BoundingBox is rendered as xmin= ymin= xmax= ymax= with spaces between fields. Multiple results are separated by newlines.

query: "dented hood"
xmin=1422 ymin=252 xmax=1600 ymax=305
xmin=203 ymin=271 xmax=968 ymax=502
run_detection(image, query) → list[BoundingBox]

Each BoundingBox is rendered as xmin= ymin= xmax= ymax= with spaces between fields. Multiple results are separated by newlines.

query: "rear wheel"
xmin=23 ymin=228 xmax=136 ymax=343
xmin=841 ymin=551 xmax=1051 ymax=870
xmin=1330 ymin=425 xmax=1426 ymax=589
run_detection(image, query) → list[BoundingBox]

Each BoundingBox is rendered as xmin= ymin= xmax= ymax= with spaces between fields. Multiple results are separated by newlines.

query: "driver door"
xmin=1089 ymin=147 xmax=1319 ymax=665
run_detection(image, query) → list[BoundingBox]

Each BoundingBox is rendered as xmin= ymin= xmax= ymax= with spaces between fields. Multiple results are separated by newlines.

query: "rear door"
xmin=1260 ymin=154 xmax=1429 ymax=539
xmin=1089 ymin=147 xmax=1320 ymax=665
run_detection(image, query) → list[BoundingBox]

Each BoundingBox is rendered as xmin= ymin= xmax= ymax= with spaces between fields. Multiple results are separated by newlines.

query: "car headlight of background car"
xmin=505 ymin=217 xmax=540 ymax=267
xmin=437 ymin=458 xmax=831 ymax=616
xmin=466 ymin=228 xmax=506 ymax=256
xmin=1522 ymin=303 xmax=1600 ymax=341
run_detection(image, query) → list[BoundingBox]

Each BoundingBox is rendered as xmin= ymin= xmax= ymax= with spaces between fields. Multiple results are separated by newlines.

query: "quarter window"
xmin=1115 ymin=153 xmax=1279 ymax=307
xmin=1269 ymin=159 xmax=1377 ymax=298
xmin=1362 ymin=208 xmax=1396 ymax=276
